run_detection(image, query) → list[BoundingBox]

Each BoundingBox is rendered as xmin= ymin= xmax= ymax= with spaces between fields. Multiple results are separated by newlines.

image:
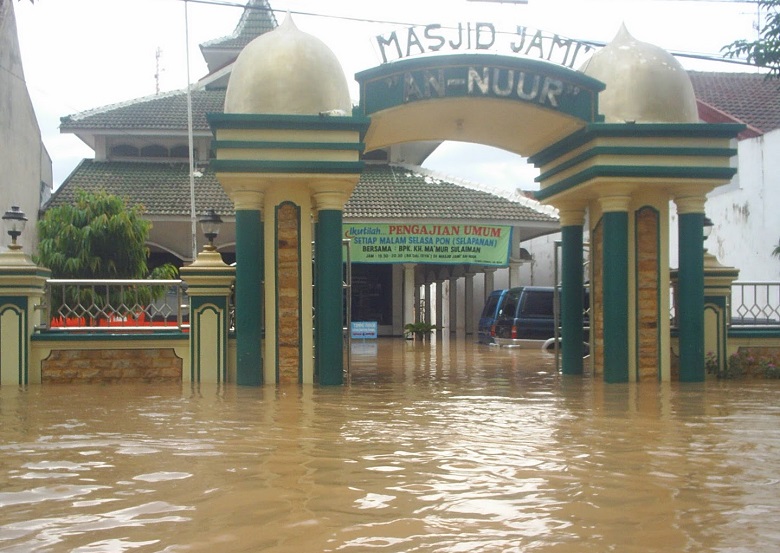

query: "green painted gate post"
xmin=560 ymin=208 xmax=585 ymax=375
xmin=180 ymin=248 xmax=235 ymax=384
xmin=0 ymin=249 xmax=50 ymax=386
xmin=676 ymin=201 xmax=705 ymax=382
xmin=601 ymin=201 xmax=629 ymax=383
xmin=235 ymin=209 xmax=263 ymax=386
xmin=316 ymin=208 xmax=344 ymax=385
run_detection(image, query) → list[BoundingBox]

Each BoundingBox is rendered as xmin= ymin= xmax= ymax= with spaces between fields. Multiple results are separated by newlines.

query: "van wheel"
xmin=542 ymin=338 xmax=590 ymax=357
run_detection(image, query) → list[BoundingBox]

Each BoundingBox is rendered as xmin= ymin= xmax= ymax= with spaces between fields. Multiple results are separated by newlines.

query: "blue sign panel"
xmin=351 ymin=321 xmax=379 ymax=339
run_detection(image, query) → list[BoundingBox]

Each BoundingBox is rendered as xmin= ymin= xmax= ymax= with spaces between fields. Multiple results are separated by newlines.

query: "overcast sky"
xmin=14 ymin=0 xmax=761 ymax=192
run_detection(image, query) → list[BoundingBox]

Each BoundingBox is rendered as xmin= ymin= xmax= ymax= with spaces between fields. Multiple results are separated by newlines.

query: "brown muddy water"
xmin=1 ymin=337 xmax=779 ymax=552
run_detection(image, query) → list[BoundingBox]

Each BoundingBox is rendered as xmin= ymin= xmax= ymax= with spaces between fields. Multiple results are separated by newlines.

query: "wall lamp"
xmin=199 ymin=209 xmax=223 ymax=252
xmin=2 ymin=206 xmax=27 ymax=251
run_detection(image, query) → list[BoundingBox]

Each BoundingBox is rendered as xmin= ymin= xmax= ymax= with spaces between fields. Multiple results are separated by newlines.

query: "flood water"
xmin=1 ymin=337 xmax=780 ymax=552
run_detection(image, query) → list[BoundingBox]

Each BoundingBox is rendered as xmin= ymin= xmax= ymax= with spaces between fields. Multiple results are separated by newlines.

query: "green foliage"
xmin=404 ymin=321 xmax=437 ymax=339
xmin=36 ymin=189 xmax=153 ymax=279
xmin=722 ymin=1 xmax=780 ymax=78
xmin=36 ymin=190 xmax=179 ymax=322
xmin=705 ymin=351 xmax=719 ymax=375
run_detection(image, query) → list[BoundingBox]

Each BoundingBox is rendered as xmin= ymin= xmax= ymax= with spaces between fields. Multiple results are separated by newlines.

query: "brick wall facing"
xmin=42 ymin=348 xmax=182 ymax=383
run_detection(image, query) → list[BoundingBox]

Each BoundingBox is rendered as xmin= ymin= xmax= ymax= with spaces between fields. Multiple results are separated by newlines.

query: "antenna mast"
xmin=155 ymin=47 xmax=163 ymax=95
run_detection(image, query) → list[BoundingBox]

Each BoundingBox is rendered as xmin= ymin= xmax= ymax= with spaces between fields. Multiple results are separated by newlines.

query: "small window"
xmin=140 ymin=145 xmax=168 ymax=158
xmin=170 ymin=145 xmax=190 ymax=158
xmin=110 ymin=144 xmax=139 ymax=157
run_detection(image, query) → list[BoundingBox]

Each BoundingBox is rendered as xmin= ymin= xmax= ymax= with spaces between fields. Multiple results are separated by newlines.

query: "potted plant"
xmin=404 ymin=321 xmax=437 ymax=341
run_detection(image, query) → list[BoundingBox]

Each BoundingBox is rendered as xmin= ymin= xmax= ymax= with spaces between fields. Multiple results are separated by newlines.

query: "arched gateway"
xmin=210 ymin=18 xmax=741 ymax=386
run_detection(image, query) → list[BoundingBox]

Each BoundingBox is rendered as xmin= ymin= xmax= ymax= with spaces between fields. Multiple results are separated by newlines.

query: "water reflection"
xmin=1 ymin=338 xmax=779 ymax=552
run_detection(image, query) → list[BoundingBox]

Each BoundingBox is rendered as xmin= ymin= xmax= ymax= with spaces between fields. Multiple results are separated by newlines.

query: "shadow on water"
xmin=1 ymin=336 xmax=779 ymax=552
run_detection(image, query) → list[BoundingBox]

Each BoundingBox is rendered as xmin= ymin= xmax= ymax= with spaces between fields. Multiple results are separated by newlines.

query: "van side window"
xmin=499 ymin=290 xmax=521 ymax=319
xmin=522 ymin=291 xmax=554 ymax=318
xmin=481 ymin=295 xmax=500 ymax=318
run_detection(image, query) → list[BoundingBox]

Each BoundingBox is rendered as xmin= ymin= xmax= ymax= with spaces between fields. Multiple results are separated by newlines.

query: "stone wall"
xmin=41 ymin=348 xmax=182 ymax=383
xmin=276 ymin=202 xmax=301 ymax=384
xmin=636 ymin=207 xmax=660 ymax=380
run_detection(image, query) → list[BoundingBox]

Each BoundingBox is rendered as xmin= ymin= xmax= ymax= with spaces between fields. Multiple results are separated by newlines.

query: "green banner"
xmin=344 ymin=223 xmax=511 ymax=265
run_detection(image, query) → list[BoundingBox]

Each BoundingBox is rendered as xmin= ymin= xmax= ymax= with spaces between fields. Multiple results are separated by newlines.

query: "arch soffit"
xmin=356 ymin=53 xmax=605 ymax=157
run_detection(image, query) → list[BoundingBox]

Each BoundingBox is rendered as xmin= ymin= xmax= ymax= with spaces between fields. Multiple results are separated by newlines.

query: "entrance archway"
xmin=356 ymin=53 xmax=605 ymax=156
xmin=354 ymin=46 xmax=740 ymax=383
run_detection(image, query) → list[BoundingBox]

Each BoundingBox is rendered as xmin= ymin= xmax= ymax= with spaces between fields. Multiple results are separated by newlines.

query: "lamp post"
xmin=199 ymin=209 xmax=223 ymax=252
xmin=703 ymin=216 xmax=714 ymax=247
xmin=2 ymin=206 xmax=27 ymax=251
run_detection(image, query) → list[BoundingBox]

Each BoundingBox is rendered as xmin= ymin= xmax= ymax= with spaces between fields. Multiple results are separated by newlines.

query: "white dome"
xmin=225 ymin=15 xmax=352 ymax=115
xmin=580 ymin=24 xmax=698 ymax=123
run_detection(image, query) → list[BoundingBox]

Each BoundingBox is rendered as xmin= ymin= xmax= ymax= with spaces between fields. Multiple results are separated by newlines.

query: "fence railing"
xmin=670 ymin=281 xmax=780 ymax=329
xmin=41 ymin=279 xmax=189 ymax=332
xmin=730 ymin=281 xmax=780 ymax=327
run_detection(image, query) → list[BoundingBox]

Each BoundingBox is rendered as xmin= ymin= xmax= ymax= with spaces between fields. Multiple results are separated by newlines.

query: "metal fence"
xmin=42 ymin=279 xmax=189 ymax=332
xmin=731 ymin=281 xmax=780 ymax=327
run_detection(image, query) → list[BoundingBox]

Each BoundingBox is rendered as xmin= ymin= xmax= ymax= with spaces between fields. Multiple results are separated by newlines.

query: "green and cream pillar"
xmin=0 ymin=248 xmax=50 ymax=386
xmin=208 ymin=15 xmax=368 ymax=386
xmin=558 ymin=205 xmax=586 ymax=376
xmin=674 ymin=194 xmax=707 ymax=382
xmin=599 ymin=193 xmax=632 ymax=383
xmin=180 ymin=247 xmax=235 ymax=384
xmin=314 ymin=190 xmax=350 ymax=385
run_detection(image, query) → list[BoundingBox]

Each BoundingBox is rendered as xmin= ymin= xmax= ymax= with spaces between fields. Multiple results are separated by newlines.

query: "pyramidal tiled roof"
xmin=689 ymin=71 xmax=780 ymax=134
xmin=44 ymin=161 xmax=558 ymax=224
xmin=45 ymin=160 xmax=234 ymax=217
xmin=60 ymin=88 xmax=225 ymax=132
xmin=200 ymin=0 xmax=277 ymax=52
xmin=348 ymin=164 xmax=557 ymax=223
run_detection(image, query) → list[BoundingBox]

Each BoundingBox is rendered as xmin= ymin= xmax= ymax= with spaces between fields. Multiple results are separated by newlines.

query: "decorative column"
xmin=559 ymin=206 xmax=585 ymax=376
xmin=703 ymin=252 xmax=739 ymax=374
xmin=423 ymin=280 xmax=432 ymax=323
xmin=0 ymin=248 xmax=49 ymax=386
xmin=464 ymin=270 xmax=475 ymax=335
xmin=600 ymin=194 xmax=631 ymax=383
xmin=403 ymin=264 xmax=416 ymax=327
xmin=484 ymin=268 xmax=496 ymax=300
xmin=449 ymin=274 xmax=459 ymax=334
xmin=435 ymin=278 xmax=444 ymax=331
xmin=675 ymin=195 xmax=706 ymax=382
xmin=180 ymin=248 xmax=236 ymax=383
xmin=233 ymin=191 xmax=264 ymax=386
xmin=314 ymin=191 xmax=347 ymax=386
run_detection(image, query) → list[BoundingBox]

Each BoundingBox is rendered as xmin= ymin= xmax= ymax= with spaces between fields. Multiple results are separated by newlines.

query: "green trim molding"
xmin=535 ymin=165 xmax=737 ymax=202
xmin=212 ymin=140 xmax=366 ymax=151
xmin=537 ymin=146 xmax=738 ymax=182
xmin=210 ymin=160 xmax=366 ymax=175
xmin=207 ymin=113 xmax=371 ymax=134
xmin=529 ymin=122 xmax=745 ymax=166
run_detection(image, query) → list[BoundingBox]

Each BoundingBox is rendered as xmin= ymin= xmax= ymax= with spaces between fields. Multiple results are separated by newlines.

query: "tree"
xmin=36 ymin=189 xmax=156 ymax=279
xmin=722 ymin=1 xmax=780 ymax=78
xmin=36 ymin=190 xmax=177 ymax=322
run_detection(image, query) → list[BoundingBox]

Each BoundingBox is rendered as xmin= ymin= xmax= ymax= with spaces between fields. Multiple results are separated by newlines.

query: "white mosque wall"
xmin=704 ymin=130 xmax=780 ymax=281
xmin=0 ymin=1 xmax=52 ymax=253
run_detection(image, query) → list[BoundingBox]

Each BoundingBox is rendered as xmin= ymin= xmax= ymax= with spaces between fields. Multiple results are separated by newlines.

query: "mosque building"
xmin=45 ymin=0 xmax=779 ymax=347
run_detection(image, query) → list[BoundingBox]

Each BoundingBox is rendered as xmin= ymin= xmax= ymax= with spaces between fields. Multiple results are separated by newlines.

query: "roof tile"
xmin=45 ymin=161 xmax=559 ymax=224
